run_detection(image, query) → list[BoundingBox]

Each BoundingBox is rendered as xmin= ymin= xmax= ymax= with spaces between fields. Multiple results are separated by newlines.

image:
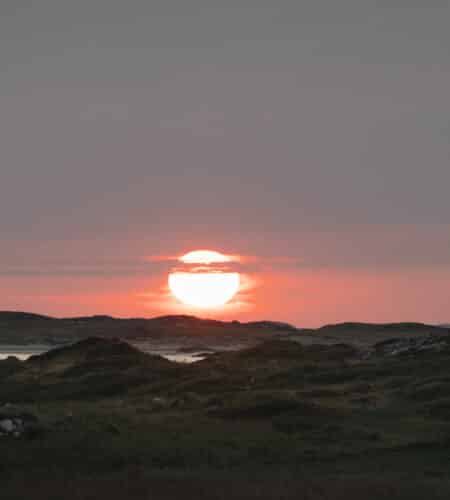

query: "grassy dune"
xmin=2 ymin=333 xmax=450 ymax=498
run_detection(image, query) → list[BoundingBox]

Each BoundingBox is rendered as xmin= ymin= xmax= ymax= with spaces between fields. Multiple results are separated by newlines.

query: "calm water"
xmin=0 ymin=346 xmax=49 ymax=361
xmin=0 ymin=345 xmax=205 ymax=363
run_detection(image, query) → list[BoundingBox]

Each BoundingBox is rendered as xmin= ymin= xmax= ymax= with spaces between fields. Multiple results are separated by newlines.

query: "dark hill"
xmin=0 ymin=311 xmax=448 ymax=350
xmin=26 ymin=336 xmax=169 ymax=373
xmin=0 ymin=311 xmax=298 ymax=346
xmin=0 ymin=311 xmax=52 ymax=321
xmin=299 ymin=322 xmax=449 ymax=347
xmin=2 ymin=337 xmax=178 ymax=402
xmin=68 ymin=315 xmax=116 ymax=322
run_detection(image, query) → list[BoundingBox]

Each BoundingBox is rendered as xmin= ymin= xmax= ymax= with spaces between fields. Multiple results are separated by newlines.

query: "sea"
xmin=0 ymin=344 xmax=207 ymax=364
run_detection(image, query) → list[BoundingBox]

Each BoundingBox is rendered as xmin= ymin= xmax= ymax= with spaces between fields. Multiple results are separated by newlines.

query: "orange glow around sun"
xmin=168 ymin=250 xmax=240 ymax=308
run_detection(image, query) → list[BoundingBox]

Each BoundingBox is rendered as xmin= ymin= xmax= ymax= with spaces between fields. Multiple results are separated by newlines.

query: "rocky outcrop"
xmin=373 ymin=335 xmax=450 ymax=357
xmin=0 ymin=404 xmax=42 ymax=438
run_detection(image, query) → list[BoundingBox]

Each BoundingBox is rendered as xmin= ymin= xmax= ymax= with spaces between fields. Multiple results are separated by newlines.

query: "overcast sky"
xmin=1 ymin=1 xmax=449 ymax=325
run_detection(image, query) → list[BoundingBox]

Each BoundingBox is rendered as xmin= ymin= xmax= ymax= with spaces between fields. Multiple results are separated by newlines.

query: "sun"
xmin=168 ymin=250 xmax=240 ymax=308
xmin=168 ymin=272 xmax=240 ymax=308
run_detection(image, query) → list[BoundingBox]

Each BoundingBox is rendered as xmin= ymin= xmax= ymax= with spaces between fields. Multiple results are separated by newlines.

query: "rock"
xmin=0 ymin=405 xmax=42 ymax=438
xmin=372 ymin=334 xmax=450 ymax=358
xmin=0 ymin=419 xmax=15 ymax=433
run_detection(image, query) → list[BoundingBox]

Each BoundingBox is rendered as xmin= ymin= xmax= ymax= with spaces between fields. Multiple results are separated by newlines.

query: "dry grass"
xmin=3 ymin=336 xmax=450 ymax=499
xmin=2 ymin=472 xmax=448 ymax=500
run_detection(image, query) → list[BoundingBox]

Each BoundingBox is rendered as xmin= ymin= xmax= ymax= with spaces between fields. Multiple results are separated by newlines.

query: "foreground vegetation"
xmin=2 ymin=333 xmax=450 ymax=499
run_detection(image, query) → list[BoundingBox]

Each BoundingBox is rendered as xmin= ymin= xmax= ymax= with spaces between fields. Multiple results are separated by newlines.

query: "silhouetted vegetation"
xmin=2 ymin=332 xmax=450 ymax=498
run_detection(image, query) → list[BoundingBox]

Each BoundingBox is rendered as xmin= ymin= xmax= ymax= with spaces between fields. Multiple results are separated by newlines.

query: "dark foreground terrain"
xmin=2 ymin=322 xmax=450 ymax=499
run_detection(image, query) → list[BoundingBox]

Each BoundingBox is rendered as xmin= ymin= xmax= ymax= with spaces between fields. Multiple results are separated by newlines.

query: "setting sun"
xmin=168 ymin=250 xmax=240 ymax=308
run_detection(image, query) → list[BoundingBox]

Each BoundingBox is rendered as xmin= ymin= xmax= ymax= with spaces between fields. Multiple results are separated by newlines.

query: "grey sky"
xmin=1 ymin=1 xmax=450 ymax=322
